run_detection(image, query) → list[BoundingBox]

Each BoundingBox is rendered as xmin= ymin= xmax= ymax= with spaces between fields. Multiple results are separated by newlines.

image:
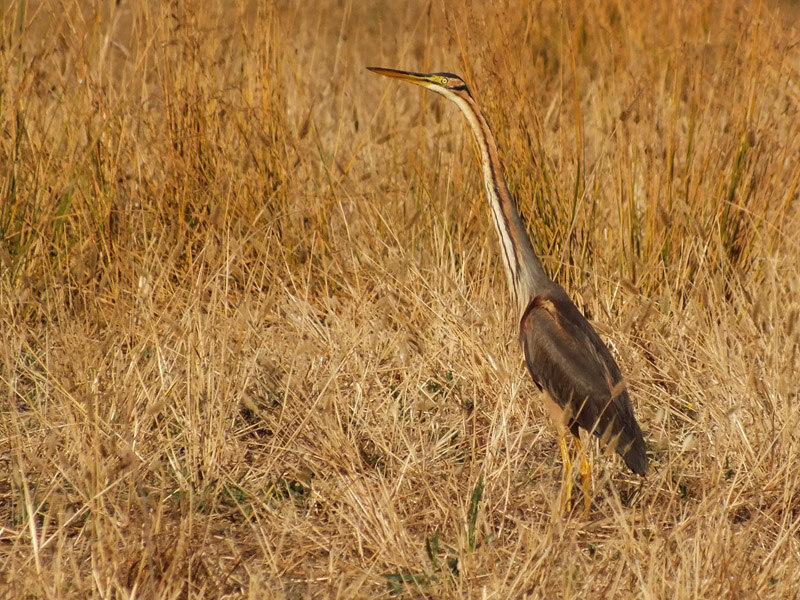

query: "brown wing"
xmin=519 ymin=289 xmax=648 ymax=475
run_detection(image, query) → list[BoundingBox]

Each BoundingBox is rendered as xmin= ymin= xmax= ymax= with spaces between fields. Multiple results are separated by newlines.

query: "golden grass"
xmin=2 ymin=0 xmax=800 ymax=597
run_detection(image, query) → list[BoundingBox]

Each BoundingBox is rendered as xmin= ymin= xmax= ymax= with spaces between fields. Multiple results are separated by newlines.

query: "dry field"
xmin=2 ymin=0 xmax=800 ymax=597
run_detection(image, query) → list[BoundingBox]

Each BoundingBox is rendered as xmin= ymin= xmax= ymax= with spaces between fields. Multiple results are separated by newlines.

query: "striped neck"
xmin=450 ymin=93 xmax=551 ymax=316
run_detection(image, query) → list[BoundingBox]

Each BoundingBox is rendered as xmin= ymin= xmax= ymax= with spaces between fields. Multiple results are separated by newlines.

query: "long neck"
xmin=451 ymin=93 xmax=552 ymax=316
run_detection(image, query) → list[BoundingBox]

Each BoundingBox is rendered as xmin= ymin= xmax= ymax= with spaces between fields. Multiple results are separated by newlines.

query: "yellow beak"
xmin=367 ymin=67 xmax=435 ymax=88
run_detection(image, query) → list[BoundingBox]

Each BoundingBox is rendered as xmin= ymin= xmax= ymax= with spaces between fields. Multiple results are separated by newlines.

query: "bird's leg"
xmin=544 ymin=393 xmax=575 ymax=514
xmin=574 ymin=436 xmax=593 ymax=517
xmin=557 ymin=431 xmax=573 ymax=513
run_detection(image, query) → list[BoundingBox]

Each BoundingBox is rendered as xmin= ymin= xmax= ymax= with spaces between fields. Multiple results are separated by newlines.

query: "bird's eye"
xmin=441 ymin=77 xmax=448 ymax=85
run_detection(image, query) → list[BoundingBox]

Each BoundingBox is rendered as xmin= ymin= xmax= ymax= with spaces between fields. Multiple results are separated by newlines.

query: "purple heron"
xmin=368 ymin=67 xmax=648 ymax=514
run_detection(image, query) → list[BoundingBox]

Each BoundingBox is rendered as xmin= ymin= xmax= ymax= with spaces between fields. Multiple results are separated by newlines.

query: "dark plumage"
xmin=520 ymin=289 xmax=648 ymax=475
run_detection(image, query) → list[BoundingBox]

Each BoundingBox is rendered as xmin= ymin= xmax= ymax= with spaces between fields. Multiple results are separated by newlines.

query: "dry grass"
xmin=2 ymin=0 xmax=800 ymax=597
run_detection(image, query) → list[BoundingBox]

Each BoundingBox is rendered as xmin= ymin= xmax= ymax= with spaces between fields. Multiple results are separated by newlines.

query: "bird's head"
xmin=367 ymin=67 xmax=472 ymax=101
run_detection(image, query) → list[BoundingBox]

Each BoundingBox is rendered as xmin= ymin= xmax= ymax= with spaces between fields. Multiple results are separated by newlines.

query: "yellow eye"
xmin=441 ymin=77 xmax=448 ymax=85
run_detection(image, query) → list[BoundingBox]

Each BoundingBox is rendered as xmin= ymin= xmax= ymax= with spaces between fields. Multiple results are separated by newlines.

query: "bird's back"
xmin=519 ymin=287 xmax=648 ymax=475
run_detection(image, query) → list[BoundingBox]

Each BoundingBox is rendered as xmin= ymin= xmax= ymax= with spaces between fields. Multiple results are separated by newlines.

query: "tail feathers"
xmin=619 ymin=434 xmax=648 ymax=476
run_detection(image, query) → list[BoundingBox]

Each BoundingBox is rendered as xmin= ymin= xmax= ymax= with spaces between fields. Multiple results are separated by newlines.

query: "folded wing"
xmin=520 ymin=290 xmax=648 ymax=475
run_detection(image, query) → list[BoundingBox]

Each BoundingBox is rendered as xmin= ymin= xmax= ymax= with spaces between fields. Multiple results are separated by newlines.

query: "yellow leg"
xmin=557 ymin=432 xmax=573 ymax=513
xmin=575 ymin=436 xmax=593 ymax=517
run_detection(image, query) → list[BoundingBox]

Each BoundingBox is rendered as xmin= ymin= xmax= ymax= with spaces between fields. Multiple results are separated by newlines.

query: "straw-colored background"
xmin=2 ymin=1 xmax=799 ymax=597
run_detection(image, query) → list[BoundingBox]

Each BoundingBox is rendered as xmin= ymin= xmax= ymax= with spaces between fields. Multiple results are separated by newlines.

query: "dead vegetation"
xmin=1 ymin=0 xmax=799 ymax=597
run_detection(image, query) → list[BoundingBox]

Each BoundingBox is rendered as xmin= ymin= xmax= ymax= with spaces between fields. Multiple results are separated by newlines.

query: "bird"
xmin=368 ymin=66 xmax=648 ymax=514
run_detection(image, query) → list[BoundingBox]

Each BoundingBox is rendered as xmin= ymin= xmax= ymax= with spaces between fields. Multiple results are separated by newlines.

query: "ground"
xmin=1 ymin=0 xmax=799 ymax=598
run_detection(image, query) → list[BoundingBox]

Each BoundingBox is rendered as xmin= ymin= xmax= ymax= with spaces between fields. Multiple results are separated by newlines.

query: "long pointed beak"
xmin=367 ymin=67 xmax=434 ymax=88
